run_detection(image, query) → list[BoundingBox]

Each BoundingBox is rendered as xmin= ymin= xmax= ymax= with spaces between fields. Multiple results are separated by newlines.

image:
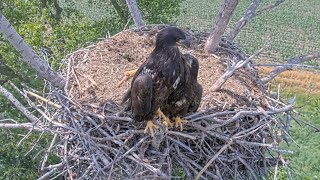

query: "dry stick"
xmin=213 ymin=103 xmax=293 ymax=128
xmin=237 ymin=156 xmax=258 ymax=180
xmin=64 ymin=54 xmax=73 ymax=94
xmin=83 ymin=112 xmax=166 ymax=177
xmin=184 ymin=107 xmax=218 ymax=119
xmin=105 ymin=136 xmax=148 ymax=171
xmin=210 ymin=47 xmax=267 ymax=92
xmin=18 ymin=127 xmax=35 ymax=146
xmin=0 ymin=123 xmax=44 ymax=132
xmin=195 ymin=141 xmax=233 ymax=180
xmin=38 ymin=167 xmax=59 ymax=180
xmin=0 ymin=85 xmax=38 ymax=123
xmin=64 ymin=137 xmax=74 ymax=180
xmin=173 ymin=153 xmax=192 ymax=178
xmin=215 ymin=164 xmax=223 ymax=179
xmin=127 ymin=155 xmax=168 ymax=177
xmin=85 ymin=111 xmax=133 ymax=122
xmin=190 ymin=110 xmax=238 ymax=122
xmin=273 ymin=159 xmax=279 ymax=180
xmin=255 ymin=0 xmax=285 ymax=15
xmin=227 ymin=0 xmax=262 ymax=41
xmin=49 ymin=166 xmax=74 ymax=180
xmin=78 ymin=163 xmax=94 ymax=180
xmin=25 ymin=131 xmax=45 ymax=156
xmin=71 ymin=67 xmax=82 ymax=96
xmin=41 ymin=133 xmax=58 ymax=171
xmin=227 ymin=0 xmax=284 ymax=41
xmin=293 ymin=116 xmax=320 ymax=132
xmin=0 ymin=119 xmax=17 ymax=123
xmin=7 ymin=82 xmax=72 ymax=130
xmin=29 ymin=100 xmax=71 ymax=130
xmin=26 ymin=91 xmax=62 ymax=109
xmin=167 ymin=130 xmax=196 ymax=140
xmin=44 ymin=162 xmax=64 ymax=171
xmin=167 ymin=136 xmax=194 ymax=153
xmin=261 ymin=51 xmax=320 ymax=84
xmin=254 ymin=63 xmax=320 ymax=70
xmin=125 ymin=0 xmax=145 ymax=28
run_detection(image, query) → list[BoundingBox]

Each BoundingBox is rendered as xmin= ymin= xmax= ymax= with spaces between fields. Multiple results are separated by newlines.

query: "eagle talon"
xmin=175 ymin=117 xmax=187 ymax=131
xmin=144 ymin=120 xmax=158 ymax=137
xmin=156 ymin=108 xmax=172 ymax=128
xmin=117 ymin=69 xmax=138 ymax=87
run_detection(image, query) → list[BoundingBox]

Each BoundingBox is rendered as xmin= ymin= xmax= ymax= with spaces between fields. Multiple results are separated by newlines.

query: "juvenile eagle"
xmin=162 ymin=53 xmax=203 ymax=130
xmin=121 ymin=27 xmax=190 ymax=136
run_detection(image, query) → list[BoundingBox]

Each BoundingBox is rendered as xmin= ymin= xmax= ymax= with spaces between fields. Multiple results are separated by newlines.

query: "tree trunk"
xmin=125 ymin=0 xmax=145 ymax=28
xmin=227 ymin=0 xmax=284 ymax=41
xmin=52 ymin=0 xmax=63 ymax=22
xmin=227 ymin=0 xmax=261 ymax=41
xmin=111 ymin=0 xmax=130 ymax=24
xmin=204 ymin=0 xmax=240 ymax=53
xmin=0 ymin=12 xmax=66 ymax=89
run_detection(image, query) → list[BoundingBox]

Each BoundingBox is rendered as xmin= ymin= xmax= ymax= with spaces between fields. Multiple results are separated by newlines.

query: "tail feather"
xmin=131 ymin=74 xmax=153 ymax=118
xmin=121 ymin=88 xmax=131 ymax=105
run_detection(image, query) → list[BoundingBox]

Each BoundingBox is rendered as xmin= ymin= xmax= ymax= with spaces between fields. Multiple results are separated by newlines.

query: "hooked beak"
xmin=177 ymin=37 xmax=191 ymax=48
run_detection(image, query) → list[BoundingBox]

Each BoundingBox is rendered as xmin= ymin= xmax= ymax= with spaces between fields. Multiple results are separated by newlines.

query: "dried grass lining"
xmin=30 ymin=25 xmax=293 ymax=179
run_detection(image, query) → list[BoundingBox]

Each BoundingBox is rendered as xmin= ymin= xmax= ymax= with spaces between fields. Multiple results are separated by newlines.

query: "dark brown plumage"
xmin=184 ymin=53 xmax=203 ymax=113
xmin=121 ymin=27 xmax=190 ymax=136
xmin=162 ymin=53 xmax=203 ymax=129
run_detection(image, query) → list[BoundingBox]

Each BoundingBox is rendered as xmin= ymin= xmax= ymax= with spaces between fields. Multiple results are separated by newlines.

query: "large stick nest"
xmin=36 ymin=25 xmax=293 ymax=179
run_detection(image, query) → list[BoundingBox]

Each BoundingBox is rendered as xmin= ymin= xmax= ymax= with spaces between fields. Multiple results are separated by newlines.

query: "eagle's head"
xmin=155 ymin=27 xmax=190 ymax=49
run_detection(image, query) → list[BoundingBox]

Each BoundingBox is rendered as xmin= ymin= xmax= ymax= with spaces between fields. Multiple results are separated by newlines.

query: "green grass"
xmin=177 ymin=1 xmax=320 ymax=176
xmin=273 ymin=88 xmax=320 ymax=179
xmin=61 ymin=0 xmax=320 ymax=64
xmin=178 ymin=0 xmax=320 ymax=63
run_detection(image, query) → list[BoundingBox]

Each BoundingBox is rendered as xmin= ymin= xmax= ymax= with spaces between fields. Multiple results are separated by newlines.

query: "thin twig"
xmin=195 ymin=141 xmax=233 ymax=180
xmin=210 ymin=46 xmax=267 ymax=91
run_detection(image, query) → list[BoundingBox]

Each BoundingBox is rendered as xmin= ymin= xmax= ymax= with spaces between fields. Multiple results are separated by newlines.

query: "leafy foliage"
xmin=0 ymin=129 xmax=60 ymax=179
xmin=138 ymin=0 xmax=183 ymax=24
xmin=0 ymin=0 xmax=183 ymax=178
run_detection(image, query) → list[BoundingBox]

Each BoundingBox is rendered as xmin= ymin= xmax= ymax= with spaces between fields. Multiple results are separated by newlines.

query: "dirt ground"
xmin=66 ymin=30 xmax=262 ymax=110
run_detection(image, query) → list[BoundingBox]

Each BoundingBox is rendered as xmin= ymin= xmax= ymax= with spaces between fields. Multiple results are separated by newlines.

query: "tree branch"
xmin=227 ymin=0 xmax=284 ymax=41
xmin=195 ymin=141 xmax=233 ymax=180
xmin=125 ymin=0 xmax=145 ymax=28
xmin=0 ymin=12 xmax=66 ymax=89
xmin=227 ymin=0 xmax=261 ymax=41
xmin=210 ymin=47 xmax=266 ymax=91
xmin=0 ymin=85 xmax=38 ymax=123
xmin=0 ymin=123 xmax=44 ymax=132
xmin=205 ymin=0 xmax=240 ymax=53
xmin=26 ymin=91 xmax=62 ymax=109
xmin=261 ymin=51 xmax=320 ymax=84
xmin=256 ymin=0 xmax=285 ymax=16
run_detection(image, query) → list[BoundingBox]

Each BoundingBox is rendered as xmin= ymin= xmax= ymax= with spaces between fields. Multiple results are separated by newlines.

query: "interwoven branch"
xmin=0 ymin=26 xmax=296 ymax=179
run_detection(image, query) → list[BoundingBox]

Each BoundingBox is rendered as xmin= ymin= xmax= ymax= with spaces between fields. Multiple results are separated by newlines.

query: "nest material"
xmin=34 ymin=26 xmax=294 ymax=179
xmin=65 ymin=27 xmax=262 ymax=110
